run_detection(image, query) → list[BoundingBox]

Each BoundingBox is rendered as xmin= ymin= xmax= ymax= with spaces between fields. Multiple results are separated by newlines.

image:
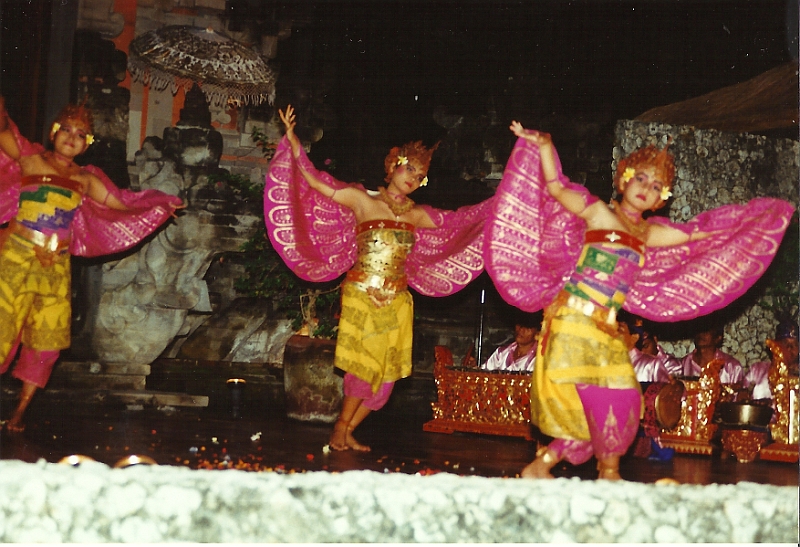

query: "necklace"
xmin=378 ymin=187 xmax=415 ymax=217
xmin=610 ymin=201 xmax=649 ymax=239
xmin=42 ymin=151 xmax=81 ymax=178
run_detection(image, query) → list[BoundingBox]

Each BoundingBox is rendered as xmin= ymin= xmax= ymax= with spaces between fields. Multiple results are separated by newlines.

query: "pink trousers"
xmin=343 ymin=373 xmax=394 ymax=411
xmin=0 ymin=337 xmax=60 ymax=389
xmin=547 ymin=384 xmax=641 ymax=465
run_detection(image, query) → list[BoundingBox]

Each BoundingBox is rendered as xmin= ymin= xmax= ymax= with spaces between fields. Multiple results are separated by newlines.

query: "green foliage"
xmin=207 ymin=170 xmax=263 ymax=202
xmin=756 ymin=212 xmax=799 ymax=324
xmin=213 ymin=135 xmax=341 ymax=339
xmin=251 ymin=126 xmax=273 ymax=158
xmin=232 ymin=232 xmax=341 ymax=338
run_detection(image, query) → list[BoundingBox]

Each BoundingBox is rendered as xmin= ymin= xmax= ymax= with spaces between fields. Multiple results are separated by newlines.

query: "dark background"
xmin=264 ymin=0 xmax=797 ymax=184
xmin=2 ymin=0 xmax=796 ymax=183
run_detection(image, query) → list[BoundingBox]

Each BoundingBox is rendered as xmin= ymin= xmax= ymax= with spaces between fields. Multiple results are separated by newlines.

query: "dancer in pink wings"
xmin=0 ymin=97 xmax=183 ymax=433
xmin=486 ymin=121 xmax=795 ymax=480
xmin=266 ymin=105 xmax=494 ymax=451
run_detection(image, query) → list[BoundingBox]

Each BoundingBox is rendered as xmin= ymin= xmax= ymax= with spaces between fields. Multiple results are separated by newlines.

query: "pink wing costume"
xmin=0 ymin=120 xmax=183 ymax=255
xmin=264 ymin=136 xmax=494 ymax=296
xmin=486 ymin=138 xmax=796 ymax=321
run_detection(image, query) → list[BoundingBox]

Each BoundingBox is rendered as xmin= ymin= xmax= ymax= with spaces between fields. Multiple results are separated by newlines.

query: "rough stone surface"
xmin=91 ymin=209 xmax=262 ymax=363
xmin=0 ymin=460 xmax=796 ymax=543
xmin=174 ymin=297 xmax=293 ymax=363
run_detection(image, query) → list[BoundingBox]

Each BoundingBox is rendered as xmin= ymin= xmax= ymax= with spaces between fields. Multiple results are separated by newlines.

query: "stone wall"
xmin=614 ymin=120 xmax=799 ymax=366
xmin=0 ymin=460 xmax=796 ymax=543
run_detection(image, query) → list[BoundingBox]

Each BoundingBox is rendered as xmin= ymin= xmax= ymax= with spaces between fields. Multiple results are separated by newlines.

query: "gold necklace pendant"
xmin=611 ymin=202 xmax=648 ymax=239
xmin=378 ymin=187 xmax=415 ymax=217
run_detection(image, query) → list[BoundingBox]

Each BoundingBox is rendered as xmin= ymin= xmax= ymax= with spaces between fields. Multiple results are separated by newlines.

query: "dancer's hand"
xmin=278 ymin=105 xmax=302 ymax=157
xmin=510 ymin=121 xmax=551 ymax=146
xmin=279 ymin=104 xmax=296 ymax=133
xmin=169 ymin=201 xmax=187 ymax=219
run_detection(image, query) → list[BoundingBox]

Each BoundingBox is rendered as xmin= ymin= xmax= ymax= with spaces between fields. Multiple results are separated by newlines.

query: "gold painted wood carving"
xmin=423 ymin=346 xmax=535 ymax=440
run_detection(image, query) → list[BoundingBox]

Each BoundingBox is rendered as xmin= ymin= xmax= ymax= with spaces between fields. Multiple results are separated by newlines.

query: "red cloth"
xmin=547 ymin=384 xmax=642 ymax=464
xmin=0 ymin=345 xmax=60 ymax=388
xmin=343 ymin=373 xmax=394 ymax=411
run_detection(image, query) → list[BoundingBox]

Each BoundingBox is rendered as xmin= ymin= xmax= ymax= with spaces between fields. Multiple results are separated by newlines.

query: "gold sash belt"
xmin=551 ymin=290 xmax=618 ymax=327
xmin=345 ymin=269 xmax=408 ymax=294
xmin=8 ymin=220 xmax=71 ymax=253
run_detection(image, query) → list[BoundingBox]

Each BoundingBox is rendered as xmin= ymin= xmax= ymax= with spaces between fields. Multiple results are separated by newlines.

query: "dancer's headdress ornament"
xmin=615 ymin=139 xmax=675 ymax=201
xmin=50 ymin=98 xmax=95 ymax=145
xmin=384 ymin=140 xmax=440 ymax=184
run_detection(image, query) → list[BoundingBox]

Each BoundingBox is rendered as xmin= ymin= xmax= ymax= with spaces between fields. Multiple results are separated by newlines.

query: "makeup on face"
xmin=398 ymin=162 xmax=427 ymax=183
xmin=53 ymin=119 xmax=93 ymax=149
xmin=625 ymin=169 xmax=664 ymax=208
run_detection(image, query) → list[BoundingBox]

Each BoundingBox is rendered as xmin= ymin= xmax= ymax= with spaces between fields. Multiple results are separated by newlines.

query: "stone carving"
xmin=89 ymin=114 xmax=262 ymax=364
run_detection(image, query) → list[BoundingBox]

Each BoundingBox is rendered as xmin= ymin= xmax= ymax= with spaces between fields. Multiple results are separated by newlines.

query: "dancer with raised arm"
xmin=485 ymin=122 xmax=795 ymax=479
xmin=266 ymin=105 xmax=494 ymax=451
xmin=0 ymin=97 xmax=183 ymax=433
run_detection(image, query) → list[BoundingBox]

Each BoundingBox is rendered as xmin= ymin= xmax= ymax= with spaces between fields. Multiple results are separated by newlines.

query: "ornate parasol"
xmin=128 ymin=25 xmax=276 ymax=108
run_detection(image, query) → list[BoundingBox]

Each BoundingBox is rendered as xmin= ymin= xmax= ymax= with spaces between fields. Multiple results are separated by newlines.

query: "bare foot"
xmin=520 ymin=458 xmax=554 ymax=479
xmin=345 ymin=429 xmax=370 ymax=452
xmin=329 ymin=420 xmax=350 ymax=451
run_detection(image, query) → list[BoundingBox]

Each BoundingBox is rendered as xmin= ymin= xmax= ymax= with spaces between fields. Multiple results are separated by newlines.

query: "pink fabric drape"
xmin=548 ymin=384 xmax=642 ymax=464
xmin=264 ymin=136 xmax=495 ymax=297
xmin=0 ymin=119 xmax=183 ymax=257
xmin=486 ymin=137 xmax=796 ymax=321
xmin=343 ymin=373 xmax=394 ymax=411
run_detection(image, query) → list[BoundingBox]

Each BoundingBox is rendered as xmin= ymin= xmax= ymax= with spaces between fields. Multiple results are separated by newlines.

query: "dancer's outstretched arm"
xmin=279 ymin=104 xmax=367 ymax=214
xmin=510 ymin=120 xmax=602 ymax=222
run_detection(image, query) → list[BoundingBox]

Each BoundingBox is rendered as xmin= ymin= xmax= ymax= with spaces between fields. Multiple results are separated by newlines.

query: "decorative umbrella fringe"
xmin=131 ymin=50 xmax=274 ymax=85
xmin=129 ymin=62 xmax=275 ymax=107
xmin=127 ymin=25 xmax=277 ymax=107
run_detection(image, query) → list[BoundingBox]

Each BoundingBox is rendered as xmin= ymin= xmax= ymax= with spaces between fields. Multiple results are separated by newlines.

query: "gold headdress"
xmin=615 ymin=141 xmax=675 ymax=201
xmin=384 ymin=140 xmax=440 ymax=183
xmin=50 ymin=100 xmax=95 ymax=145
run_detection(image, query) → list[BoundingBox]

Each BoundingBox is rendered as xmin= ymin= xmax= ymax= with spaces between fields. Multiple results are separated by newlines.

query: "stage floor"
xmin=1 ymin=385 xmax=797 ymax=486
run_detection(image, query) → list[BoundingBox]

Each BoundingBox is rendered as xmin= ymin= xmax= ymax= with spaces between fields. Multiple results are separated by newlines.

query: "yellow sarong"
xmin=333 ymin=220 xmax=415 ymax=393
xmin=532 ymin=302 xmax=640 ymax=441
xmin=0 ymin=235 xmax=72 ymax=362
xmin=334 ymin=282 xmax=414 ymax=393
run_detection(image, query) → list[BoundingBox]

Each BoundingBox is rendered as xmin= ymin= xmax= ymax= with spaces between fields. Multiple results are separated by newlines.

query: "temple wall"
xmin=615 ymin=120 xmax=799 ymax=367
xmin=0 ymin=459 xmax=796 ymax=543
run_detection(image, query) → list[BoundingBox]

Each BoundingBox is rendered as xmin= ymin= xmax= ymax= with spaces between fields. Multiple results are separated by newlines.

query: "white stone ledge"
xmin=0 ymin=459 xmax=796 ymax=543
